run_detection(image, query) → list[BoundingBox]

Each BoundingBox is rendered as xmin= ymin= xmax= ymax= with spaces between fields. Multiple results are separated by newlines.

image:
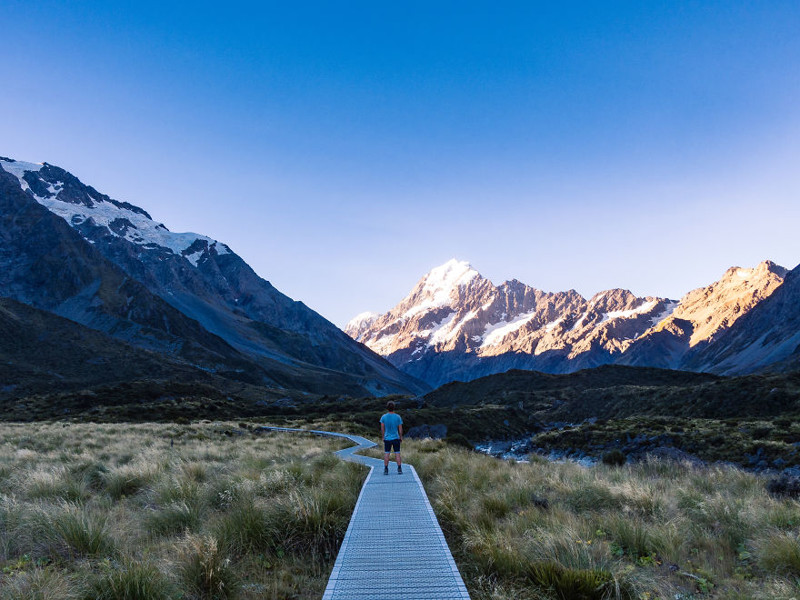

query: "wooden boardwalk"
xmin=263 ymin=428 xmax=471 ymax=599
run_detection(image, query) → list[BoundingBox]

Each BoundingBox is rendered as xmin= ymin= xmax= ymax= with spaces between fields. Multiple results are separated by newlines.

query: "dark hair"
xmin=387 ymin=401 xmax=395 ymax=411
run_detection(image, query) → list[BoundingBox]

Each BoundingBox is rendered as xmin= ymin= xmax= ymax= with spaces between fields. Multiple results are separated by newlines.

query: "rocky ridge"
xmin=0 ymin=156 xmax=426 ymax=397
xmin=346 ymin=258 xmax=791 ymax=387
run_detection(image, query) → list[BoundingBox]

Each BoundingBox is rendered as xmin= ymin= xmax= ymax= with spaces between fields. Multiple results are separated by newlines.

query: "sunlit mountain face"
xmin=346 ymin=258 xmax=792 ymax=387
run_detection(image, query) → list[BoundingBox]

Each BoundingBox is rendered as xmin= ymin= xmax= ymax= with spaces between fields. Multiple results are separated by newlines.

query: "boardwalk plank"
xmin=262 ymin=427 xmax=471 ymax=599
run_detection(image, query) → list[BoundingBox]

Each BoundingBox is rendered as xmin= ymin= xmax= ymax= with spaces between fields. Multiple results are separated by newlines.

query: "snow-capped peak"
xmin=346 ymin=311 xmax=378 ymax=329
xmin=403 ymin=259 xmax=480 ymax=318
xmin=0 ymin=157 xmax=230 ymax=267
xmin=343 ymin=311 xmax=380 ymax=341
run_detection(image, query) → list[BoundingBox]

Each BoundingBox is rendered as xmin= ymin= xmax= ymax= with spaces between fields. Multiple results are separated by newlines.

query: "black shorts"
xmin=384 ymin=439 xmax=401 ymax=453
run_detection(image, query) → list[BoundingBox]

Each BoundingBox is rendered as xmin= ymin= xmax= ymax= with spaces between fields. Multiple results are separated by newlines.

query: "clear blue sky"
xmin=2 ymin=1 xmax=799 ymax=326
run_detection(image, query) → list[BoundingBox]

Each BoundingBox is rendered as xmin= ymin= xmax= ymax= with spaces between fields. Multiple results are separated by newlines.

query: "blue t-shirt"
xmin=380 ymin=412 xmax=403 ymax=441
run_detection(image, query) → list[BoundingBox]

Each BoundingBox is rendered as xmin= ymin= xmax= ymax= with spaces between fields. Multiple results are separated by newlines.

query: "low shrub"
xmin=445 ymin=433 xmax=473 ymax=450
xmin=766 ymin=473 xmax=800 ymax=499
xmin=601 ymin=449 xmax=626 ymax=467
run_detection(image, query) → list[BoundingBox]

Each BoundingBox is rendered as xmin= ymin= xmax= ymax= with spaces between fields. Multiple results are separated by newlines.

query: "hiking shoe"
xmin=383 ymin=466 xmax=389 ymax=475
xmin=397 ymin=466 xmax=403 ymax=474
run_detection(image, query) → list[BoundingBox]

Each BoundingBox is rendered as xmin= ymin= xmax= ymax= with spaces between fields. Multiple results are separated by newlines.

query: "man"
xmin=380 ymin=401 xmax=403 ymax=475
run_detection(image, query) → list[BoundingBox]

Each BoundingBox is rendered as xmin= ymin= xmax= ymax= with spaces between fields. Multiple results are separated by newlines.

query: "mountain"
xmin=346 ymin=258 xmax=791 ymax=387
xmin=683 ymin=262 xmax=800 ymax=374
xmin=619 ymin=261 xmax=787 ymax=370
xmin=0 ymin=296 xmax=223 ymax=398
xmin=0 ymin=156 xmax=427 ymax=397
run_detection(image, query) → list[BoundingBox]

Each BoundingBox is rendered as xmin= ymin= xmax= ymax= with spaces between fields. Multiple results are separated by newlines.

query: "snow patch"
xmin=426 ymin=312 xmax=458 ymax=347
xmin=1 ymin=159 xmax=230 ymax=266
xmin=0 ymin=159 xmax=43 ymax=192
xmin=480 ymin=310 xmax=537 ymax=348
xmin=569 ymin=313 xmax=587 ymax=332
xmin=38 ymin=194 xmax=229 ymax=260
xmin=183 ymin=248 xmax=206 ymax=267
xmin=599 ymin=300 xmax=658 ymax=324
xmin=545 ymin=317 xmax=564 ymax=332
xmin=649 ymin=300 xmax=679 ymax=328
xmin=369 ymin=333 xmax=398 ymax=355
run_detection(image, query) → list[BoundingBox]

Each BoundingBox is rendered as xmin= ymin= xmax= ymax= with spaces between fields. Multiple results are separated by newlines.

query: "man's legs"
xmin=383 ymin=440 xmax=402 ymax=474
xmin=395 ymin=440 xmax=402 ymax=473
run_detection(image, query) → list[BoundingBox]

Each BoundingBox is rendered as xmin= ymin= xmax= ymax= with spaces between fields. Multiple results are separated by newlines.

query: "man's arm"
xmin=380 ymin=422 xmax=385 ymax=440
xmin=398 ymin=423 xmax=403 ymax=441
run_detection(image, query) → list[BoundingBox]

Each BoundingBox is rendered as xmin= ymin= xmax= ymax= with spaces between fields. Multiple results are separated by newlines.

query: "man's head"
xmin=387 ymin=401 xmax=395 ymax=412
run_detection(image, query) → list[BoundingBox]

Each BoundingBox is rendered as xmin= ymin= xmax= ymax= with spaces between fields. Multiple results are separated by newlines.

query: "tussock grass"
xmin=4 ymin=420 xmax=798 ymax=599
xmin=144 ymin=500 xmax=202 ymax=536
xmin=178 ymin=534 xmax=239 ymax=599
xmin=757 ymin=530 xmax=800 ymax=577
xmin=403 ymin=439 xmax=800 ymax=599
xmin=4 ymin=567 xmax=81 ymax=600
xmin=0 ymin=422 xmax=363 ymax=600
xmin=88 ymin=560 xmax=179 ymax=600
xmin=103 ymin=462 xmax=160 ymax=499
xmin=35 ymin=501 xmax=115 ymax=560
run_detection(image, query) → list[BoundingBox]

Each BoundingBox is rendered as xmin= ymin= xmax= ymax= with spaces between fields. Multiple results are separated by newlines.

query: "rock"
xmin=406 ymin=424 xmax=448 ymax=440
xmin=531 ymin=495 xmax=549 ymax=510
xmin=784 ymin=466 xmax=800 ymax=478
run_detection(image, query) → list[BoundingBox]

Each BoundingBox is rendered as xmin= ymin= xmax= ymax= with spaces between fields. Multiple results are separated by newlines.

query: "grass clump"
xmin=36 ymin=502 xmax=114 ymax=560
xmin=757 ymin=530 xmax=800 ymax=577
xmin=0 ymin=422 xmax=364 ymax=600
xmin=179 ymin=534 xmax=239 ymax=599
xmin=528 ymin=561 xmax=617 ymax=600
xmin=103 ymin=463 xmax=158 ymax=499
xmin=214 ymin=496 xmax=275 ymax=555
xmin=88 ymin=560 xmax=179 ymax=600
xmin=144 ymin=501 xmax=202 ymax=536
xmin=4 ymin=568 xmax=81 ymax=600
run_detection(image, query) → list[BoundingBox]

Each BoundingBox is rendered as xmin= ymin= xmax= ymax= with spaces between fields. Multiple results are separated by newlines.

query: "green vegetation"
xmin=4 ymin=364 xmax=799 ymax=470
xmin=425 ymin=366 xmax=800 ymax=422
xmin=0 ymin=422 xmax=363 ymax=599
xmin=534 ymin=415 xmax=800 ymax=469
